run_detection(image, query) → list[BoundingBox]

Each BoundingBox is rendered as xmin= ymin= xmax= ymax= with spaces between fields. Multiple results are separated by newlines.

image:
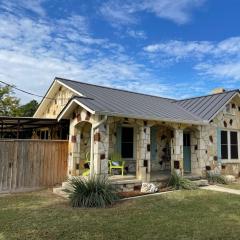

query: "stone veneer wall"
xmin=40 ymin=86 xmax=73 ymax=118
xmin=197 ymin=97 xmax=240 ymax=177
xmin=151 ymin=127 xmax=172 ymax=172
xmin=68 ymin=107 xmax=110 ymax=177
xmin=67 ymin=101 xmax=240 ymax=179
xmin=108 ymin=117 xmax=139 ymax=173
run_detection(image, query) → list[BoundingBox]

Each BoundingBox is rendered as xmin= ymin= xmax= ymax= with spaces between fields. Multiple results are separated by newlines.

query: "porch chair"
xmin=82 ymin=152 xmax=90 ymax=176
xmin=108 ymin=152 xmax=125 ymax=176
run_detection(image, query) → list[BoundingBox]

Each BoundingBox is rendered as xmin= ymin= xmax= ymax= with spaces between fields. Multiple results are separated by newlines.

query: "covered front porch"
xmin=65 ymin=105 xmax=203 ymax=183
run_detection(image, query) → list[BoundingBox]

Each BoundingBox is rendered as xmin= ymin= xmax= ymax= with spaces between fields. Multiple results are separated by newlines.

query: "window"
xmin=230 ymin=131 xmax=238 ymax=159
xmin=221 ymin=131 xmax=228 ymax=159
xmin=221 ymin=130 xmax=239 ymax=160
xmin=121 ymin=127 xmax=134 ymax=158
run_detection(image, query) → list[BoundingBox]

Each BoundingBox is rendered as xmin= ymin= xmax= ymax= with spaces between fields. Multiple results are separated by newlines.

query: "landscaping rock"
xmin=223 ymin=175 xmax=236 ymax=183
xmin=141 ymin=183 xmax=158 ymax=193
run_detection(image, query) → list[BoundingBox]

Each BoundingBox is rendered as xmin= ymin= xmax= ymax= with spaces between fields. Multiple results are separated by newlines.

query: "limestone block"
xmin=100 ymin=159 xmax=108 ymax=174
xmin=175 ymin=146 xmax=181 ymax=155
xmin=223 ymin=175 xmax=236 ymax=183
xmin=141 ymin=183 xmax=158 ymax=193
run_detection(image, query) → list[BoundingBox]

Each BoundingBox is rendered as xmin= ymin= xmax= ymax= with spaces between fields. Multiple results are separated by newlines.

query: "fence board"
xmin=0 ymin=140 xmax=68 ymax=193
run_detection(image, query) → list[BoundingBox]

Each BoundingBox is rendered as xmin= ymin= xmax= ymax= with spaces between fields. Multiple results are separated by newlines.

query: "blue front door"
xmin=183 ymin=133 xmax=191 ymax=173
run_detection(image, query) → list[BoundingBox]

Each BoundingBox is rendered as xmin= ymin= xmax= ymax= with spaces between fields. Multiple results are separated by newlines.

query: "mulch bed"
xmin=118 ymin=187 xmax=173 ymax=199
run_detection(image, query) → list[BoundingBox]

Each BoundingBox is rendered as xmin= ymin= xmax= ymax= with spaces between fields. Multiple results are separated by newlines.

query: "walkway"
xmin=202 ymin=185 xmax=240 ymax=195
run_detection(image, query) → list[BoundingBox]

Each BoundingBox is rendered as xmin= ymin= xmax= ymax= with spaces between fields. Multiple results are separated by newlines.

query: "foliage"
xmin=0 ymin=85 xmax=21 ymax=116
xmin=19 ymin=100 xmax=38 ymax=117
xmin=206 ymin=173 xmax=228 ymax=184
xmin=65 ymin=175 xmax=119 ymax=208
xmin=168 ymin=171 xmax=198 ymax=190
xmin=0 ymin=84 xmax=38 ymax=117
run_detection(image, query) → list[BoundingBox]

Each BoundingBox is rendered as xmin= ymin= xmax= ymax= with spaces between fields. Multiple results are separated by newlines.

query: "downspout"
xmin=90 ymin=115 xmax=108 ymax=177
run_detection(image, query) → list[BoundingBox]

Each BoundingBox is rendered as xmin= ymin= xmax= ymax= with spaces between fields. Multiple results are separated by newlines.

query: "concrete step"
xmin=192 ymin=179 xmax=209 ymax=187
xmin=184 ymin=175 xmax=201 ymax=181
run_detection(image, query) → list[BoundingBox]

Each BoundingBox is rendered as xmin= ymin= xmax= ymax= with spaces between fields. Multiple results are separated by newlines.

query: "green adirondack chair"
xmin=109 ymin=152 xmax=125 ymax=176
xmin=82 ymin=152 xmax=90 ymax=176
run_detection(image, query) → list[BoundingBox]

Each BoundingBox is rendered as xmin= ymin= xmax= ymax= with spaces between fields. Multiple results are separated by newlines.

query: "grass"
xmin=218 ymin=182 xmax=240 ymax=190
xmin=0 ymin=190 xmax=240 ymax=240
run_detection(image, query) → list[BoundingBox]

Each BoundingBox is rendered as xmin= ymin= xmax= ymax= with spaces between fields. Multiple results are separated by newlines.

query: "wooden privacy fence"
xmin=0 ymin=140 xmax=68 ymax=193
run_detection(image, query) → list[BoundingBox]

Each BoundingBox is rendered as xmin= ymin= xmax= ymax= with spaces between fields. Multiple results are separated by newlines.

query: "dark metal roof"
xmin=57 ymin=78 xmax=202 ymax=124
xmin=56 ymin=77 xmax=239 ymax=123
xmin=174 ymin=90 xmax=239 ymax=121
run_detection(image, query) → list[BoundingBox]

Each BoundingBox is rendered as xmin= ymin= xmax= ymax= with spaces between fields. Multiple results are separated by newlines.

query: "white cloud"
xmin=0 ymin=7 xmax=173 ymax=103
xmin=100 ymin=0 xmax=205 ymax=26
xmin=100 ymin=1 xmax=137 ymax=26
xmin=195 ymin=62 xmax=240 ymax=81
xmin=0 ymin=0 xmax=46 ymax=17
xmin=142 ymin=0 xmax=205 ymax=24
xmin=126 ymin=29 xmax=147 ymax=39
xmin=144 ymin=37 xmax=240 ymax=82
xmin=144 ymin=37 xmax=240 ymax=59
xmin=144 ymin=40 xmax=213 ymax=60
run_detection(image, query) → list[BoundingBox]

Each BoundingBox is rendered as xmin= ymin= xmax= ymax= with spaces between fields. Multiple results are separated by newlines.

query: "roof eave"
xmin=57 ymin=98 xmax=95 ymax=121
xmin=94 ymin=111 xmax=208 ymax=126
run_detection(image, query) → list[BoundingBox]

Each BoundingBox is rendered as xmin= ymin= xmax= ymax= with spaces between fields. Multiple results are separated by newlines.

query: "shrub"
xmin=168 ymin=171 xmax=198 ymax=190
xmin=206 ymin=173 xmax=227 ymax=184
xmin=65 ymin=175 xmax=119 ymax=208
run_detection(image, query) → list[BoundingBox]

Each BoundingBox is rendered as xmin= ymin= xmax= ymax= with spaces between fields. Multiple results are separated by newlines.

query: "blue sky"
xmin=0 ymin=0 xmax=240 ymax=103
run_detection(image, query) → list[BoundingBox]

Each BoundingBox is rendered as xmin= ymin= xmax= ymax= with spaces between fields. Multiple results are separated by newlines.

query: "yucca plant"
xmin=206 ymin=173 xmax=227 ymax=184
xmin=65 ymin=175 xmax=119 ymax=208
xmin=168 ymin=171 xmax=198 ymax=190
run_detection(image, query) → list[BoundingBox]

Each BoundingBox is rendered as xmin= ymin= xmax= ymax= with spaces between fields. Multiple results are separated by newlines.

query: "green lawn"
xmin=0 ymin=190 xmax=240 ymax=240
xmin=218 ymin=182 xmax=240 ymax=190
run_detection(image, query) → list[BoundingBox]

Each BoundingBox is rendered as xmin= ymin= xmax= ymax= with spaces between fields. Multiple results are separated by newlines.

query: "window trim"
xmin=220 ymin=129 xmax=239 ymax=161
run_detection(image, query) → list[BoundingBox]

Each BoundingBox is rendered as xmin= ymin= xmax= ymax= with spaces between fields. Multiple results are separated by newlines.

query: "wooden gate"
xmin=0 ymin=140 xmax=68 ymax=193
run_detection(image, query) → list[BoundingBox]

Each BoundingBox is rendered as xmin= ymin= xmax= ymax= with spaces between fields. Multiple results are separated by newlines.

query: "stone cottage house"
xmin=34 ymin=77 xmax=240 ymax=182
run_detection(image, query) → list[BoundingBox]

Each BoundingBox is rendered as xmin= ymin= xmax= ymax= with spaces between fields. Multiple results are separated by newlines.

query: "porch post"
xmin=137 ymin=124 xmax=151 ymax=182
xmin=92 ymin=122 xmax=109 ymax=176
xmin=68 ymin=125 xmax=81 ymax=176
xmin=171 ymin=128 xmax=184 ymax=175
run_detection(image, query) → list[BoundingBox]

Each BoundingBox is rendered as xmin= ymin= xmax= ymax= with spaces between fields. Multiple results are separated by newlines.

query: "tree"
xmin=0 ymin=84 xmax=39 ymax=117
xmin=19 ymin=100 xmax=39 ymax=117
xmin=0 ymin=85 xmax=21 ymax=116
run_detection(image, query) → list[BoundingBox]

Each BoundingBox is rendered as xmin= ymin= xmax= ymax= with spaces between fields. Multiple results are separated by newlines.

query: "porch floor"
xmin=108 ymin=170 xmax=202 ymax=183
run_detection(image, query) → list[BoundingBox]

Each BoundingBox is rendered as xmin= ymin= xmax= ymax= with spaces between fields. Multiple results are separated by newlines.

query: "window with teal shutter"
xmin=150 ymin=126 xmax=158 ymax=160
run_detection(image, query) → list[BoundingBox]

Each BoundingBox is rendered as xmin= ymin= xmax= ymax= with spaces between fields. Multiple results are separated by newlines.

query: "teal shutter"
xmin=116 ymin=125 xmax=122 ymax=154
xmin=150 ymin=126 xmax=158 ymax=160
xmin=217 ymin=128 xmax=222 ymax=162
